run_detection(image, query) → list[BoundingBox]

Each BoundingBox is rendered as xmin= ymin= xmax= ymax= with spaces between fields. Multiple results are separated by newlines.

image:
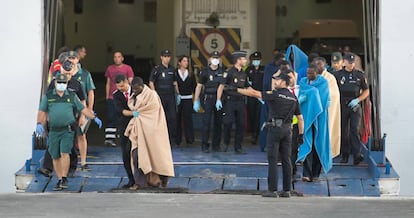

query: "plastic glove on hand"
xmin=298 ymin=95 xmax=307 ymax=104
xmin=348 ymin=98 xmax=360 ymax=108
xmin=257 ymin=98 xmax=265 ymax=104
xmin=298 ymin=134 xmax=304 ymax=145
xmin=176 ymin=94 xmax=181 ymax=105
xmin=193 ymin=100 xmax=201 ymax=112
xmin=94 ymin=117 xmax=103 ymax=128
xmin=36 ymin=123 xmax=44 ymax=135
xmin=132 ymin=111 xmax=139 ymax=117
xmin=215 ymin=100 xmax=223 ymax=111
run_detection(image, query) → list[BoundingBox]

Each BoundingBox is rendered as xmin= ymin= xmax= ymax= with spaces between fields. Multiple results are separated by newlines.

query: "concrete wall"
xmin=380 ymin=0 xmax=414 ymax=196
xmin=62 ymin=0 xmax=157 ymax=72
xmin=0 ymin=0 xmax=43 ymax=192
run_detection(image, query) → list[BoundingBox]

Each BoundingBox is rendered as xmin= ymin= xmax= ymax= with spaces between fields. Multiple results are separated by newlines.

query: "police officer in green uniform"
xmin=193 ymin=51 xmax=224 ymax=152
xmin=217 ymin=50 xmax=249 ymax=154
xmin=334 ymin=53 xmax=370 ymax=165
xmin=235 ymin=73 xmax=304 ymax=198
xmin=149 ymin=49 xmax=180 ymax=147
xmin=36 ymin=74 xmax=102 ymax=191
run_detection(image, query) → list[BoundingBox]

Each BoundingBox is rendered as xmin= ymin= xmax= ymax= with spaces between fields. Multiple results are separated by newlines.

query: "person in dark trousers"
xmin=235 ymin=73 xmax=304 ymax=198
xmin=246 ymin=51 xmax=264 ymax=145
xmin=149 ymin=49 xmax=180 ymax=147
xmin=175 ymin=55 xmax=196 ymax=146
xmin=334 ymin=53 xmax=369 ymax=165
xmin=217 ymin=51 xmax=250 ymax=154
xmin=193 ymin=51 xmax=225 ymax=153
xmin=37 ymin=57 xmax=86 ymax=178
xmin=113 ymin=74 xmax=136 ymax=188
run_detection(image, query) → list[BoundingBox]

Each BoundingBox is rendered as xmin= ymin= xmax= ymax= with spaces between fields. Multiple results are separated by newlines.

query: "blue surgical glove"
xmin=176 ymin=94 xmax=181 ymax=105
xmin=215 ymin=100 xmax=223 ymax=111
xmin=257 ymin=98 xmax=265 ymax=104
xmin=132 ymin=111 xmax=139 ymax=117
xmin=36 ymin=123 xmax=44 ymax=135
xmin=193 ymin=100 xmax=201 ymax=112
xmin=93 ymin=117 xmax=102 ymax=128
xmin=248 ymin=80 xmax=253 ymax=86
xmin=298 ymin=95 xmax=307 ymax=104
xmin=348 ymin=98 xmax=360 ymax=108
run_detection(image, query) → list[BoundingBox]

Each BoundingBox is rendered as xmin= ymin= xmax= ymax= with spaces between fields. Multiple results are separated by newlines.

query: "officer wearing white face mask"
xmin=246 ymin=51 xmax=265 ymax=145
xmin=193 ymin=51 xmax=225 ymax=153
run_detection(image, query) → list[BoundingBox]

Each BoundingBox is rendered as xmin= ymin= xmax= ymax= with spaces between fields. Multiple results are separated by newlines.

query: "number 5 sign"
xmin=202 ymin=30 xmax=227 ymax=55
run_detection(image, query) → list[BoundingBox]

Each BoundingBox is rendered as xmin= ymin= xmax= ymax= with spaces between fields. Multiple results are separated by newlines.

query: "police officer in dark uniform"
xmin=235 ymin=73 xmax=304 ymax=198
xmin=149 ymin=49 xmax=181 ymax=147
xmin=217 ymin=50 xmax=249 ymax=154
xmin=246 ymin=51 xmax=264 ymax=144
xmin=193 ymin=51 xmax=224 ymax=152
xmin=334 ymin=53 xmax=370 ymax=165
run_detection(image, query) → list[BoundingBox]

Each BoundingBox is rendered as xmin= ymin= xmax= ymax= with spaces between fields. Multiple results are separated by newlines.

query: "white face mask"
xmin=252 ymin=60 xmax=261 ymax=67
xmin=56 ymin=83 xmax=67 ymax=91
xmin=211 ymin=58 xmax=220 ymax=66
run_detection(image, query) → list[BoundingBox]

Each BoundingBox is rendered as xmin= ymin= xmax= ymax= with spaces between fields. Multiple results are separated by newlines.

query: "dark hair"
xmin=281 ymin=68 xmax=294 ymax=75
xmin=57 ymin=46 xmax=70 ymax=56
xmin=274 ymin=53 xmax=286 ymax=66
xmin=114 ymin=51 xmax=124 ymax=57
xmin=115 ymin=74 xmax=127 ymax=83
xmin=313 ymin=56 xmax=327 ymax=64
xmin=307 ymin=63 xmax=318 ymax=73
xmin=308 ymin=53 xmax=319 ymax=64
xmin=73 ymin=45 xmax=86 ymax=52
xmin=279 ymin=60 xmax=290 ymax=67
xmin=131 ymin=76 xmax=144 ymax=86
xmin=177 ymin=55 xmax=193 ymax=76
xmin=313 ymin=57 xmax=327 ymax=74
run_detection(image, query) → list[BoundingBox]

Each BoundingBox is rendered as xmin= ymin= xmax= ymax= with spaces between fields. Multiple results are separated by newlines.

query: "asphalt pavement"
xmin=0 ymin=193 xmax=413 ymax=218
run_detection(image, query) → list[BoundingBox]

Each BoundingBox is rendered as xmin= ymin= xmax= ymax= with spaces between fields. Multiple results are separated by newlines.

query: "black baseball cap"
xmin=211 ymin=51 xmax=220 ymax=58
xmin=160 ymin=49 xmax=172 ymax=56
xmin=331 ymin=52 xmax=343 ymax=62
xmin=251 ymin=51 xmax=262 ymax=60
xmin=343 ymin=52 xmax=356 ymax=63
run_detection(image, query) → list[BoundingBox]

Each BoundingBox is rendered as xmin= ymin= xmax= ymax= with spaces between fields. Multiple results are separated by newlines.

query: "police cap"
xmin=272 ymin=73 xmax=290 ymax=86
xmin=55 ymin=73 xmax=68 ymax=83
xmin=343 ymin=52 xmax=356 ymax=63
xmin=331 ymin=52 xmax=343 ymax=62
xmin=211 ymin=51 xmax=220 ymax=58
xmin=232 ymin=50 xmax=247 ymax=59
xmin=160 ymin=49 xmax=172 ymax=56
xmin=251 ymin=51 xmax=262 ymax=60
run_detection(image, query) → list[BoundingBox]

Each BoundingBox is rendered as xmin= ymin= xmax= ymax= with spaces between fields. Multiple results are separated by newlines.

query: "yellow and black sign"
xmin=190 ymin=28 xmax=241 ymax=69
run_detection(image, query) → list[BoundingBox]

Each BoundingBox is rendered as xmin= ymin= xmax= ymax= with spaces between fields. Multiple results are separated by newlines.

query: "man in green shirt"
xmin=36 ymin=74 xmax=102 ymax=191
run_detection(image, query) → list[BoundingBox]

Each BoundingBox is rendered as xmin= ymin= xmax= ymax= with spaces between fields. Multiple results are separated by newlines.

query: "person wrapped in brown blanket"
xmin=124 ymin=77 xmax=174 ymax=190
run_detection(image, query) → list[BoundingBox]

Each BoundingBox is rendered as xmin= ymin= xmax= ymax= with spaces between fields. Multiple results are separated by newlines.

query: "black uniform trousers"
xmin=291 ymin=124 xmax=299 ymax=176
xmin=247 ymin=97 xmax=261 ymax=141
xmin=303 ymin=126 xmax=322 ymax=179
xmin=119 ymin=131 xmax=134 ymax=183
xmin=201 ymin=94 xmax=222 ymax=150
xmin=340 ymin=103 xmax=362 ymax=157
xmin=266 ymin=124 xmax=292 ymax=192
xmin=176 ymin=99 xmax=195 ymax=145
xmin=223 ymin=100 xmax=245 ymax=150
xmin=159 ymin=94 xmax=177 ymax=146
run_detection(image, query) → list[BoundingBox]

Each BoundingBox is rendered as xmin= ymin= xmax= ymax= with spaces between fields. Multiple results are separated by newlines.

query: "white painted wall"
xmin=0 ymin=0 xmax=43 ymax=192
xmin=380 ymin=0 xmax=414 ymax=196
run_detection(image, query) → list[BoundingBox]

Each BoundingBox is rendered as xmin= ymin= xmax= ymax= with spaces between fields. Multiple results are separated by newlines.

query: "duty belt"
xmin=261 ymin=118 xmax=290 ymax=130
xmin=49 ymin=125 xmax=72 ymax=132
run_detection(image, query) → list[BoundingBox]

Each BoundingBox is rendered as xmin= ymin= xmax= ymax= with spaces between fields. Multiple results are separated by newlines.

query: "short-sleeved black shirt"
xmin=198 ymin=66 xmax=224 ymax=94
xmin=47 ymin=78 xmax=85 ymax=101
xmin=220 ymin=66 xmax=249 ymax=99
xmin=149 ymin=64 xmax=177 ymax=94
xmin=334 ymin=68 xmax=368 ymax=102
xmin=262 ymin=88 xmax=301 ymax=123
xmin=246 ymin=65 xmax=264 ymax=91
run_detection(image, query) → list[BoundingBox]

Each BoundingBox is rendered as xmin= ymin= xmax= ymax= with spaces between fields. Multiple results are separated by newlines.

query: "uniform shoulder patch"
xmin=266 ymin=90 xmax=273 ymax=94
xmin=223 ymin=72 xmax=228 ymax=78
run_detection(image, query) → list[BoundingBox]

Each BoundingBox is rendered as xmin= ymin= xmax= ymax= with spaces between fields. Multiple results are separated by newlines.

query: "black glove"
xmin=298 ymin=134 xmax=304 ymax=145
xmin=224 ymin=85 xmax=237 ymax=92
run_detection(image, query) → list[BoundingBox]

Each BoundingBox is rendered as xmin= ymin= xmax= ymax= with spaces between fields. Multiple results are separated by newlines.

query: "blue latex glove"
xmin=215 ymin=100 xmax=223 ymax=111
xmin=257 ymin=98 xmax=265 ymax=104
xmin=248 ymin=80 xmax=253 ymax=86
xmin=36 ymin=123 xmax=44 ymax=135
xmin=93 ymin=117 xmax=102 ymax=128
xmin=298 ymin=95 xmax=307 ymax=104
xmin=132 ymin=111 xmax=139 ymax=117
xmin=193 ymin=100 xmax=201 ymax=112
xmin=348 ymin=98 xmax=360 ymax=108
xmin=176 ymin=94 xmax=181 ymax=105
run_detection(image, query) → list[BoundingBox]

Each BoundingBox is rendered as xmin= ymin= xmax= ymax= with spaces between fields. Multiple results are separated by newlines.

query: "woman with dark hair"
xmin=175 ymin=55 xmax=196 ymax=146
